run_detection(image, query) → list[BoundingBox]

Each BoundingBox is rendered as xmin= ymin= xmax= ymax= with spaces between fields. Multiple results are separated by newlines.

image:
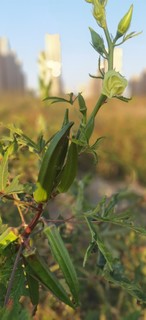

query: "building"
xmin=0 ymin=37 xmax=26 ymax=93
xmin=129 ymin=70 xmax=146 ymax=96
xmin=38 ymin=33 xmax=63 ymax=97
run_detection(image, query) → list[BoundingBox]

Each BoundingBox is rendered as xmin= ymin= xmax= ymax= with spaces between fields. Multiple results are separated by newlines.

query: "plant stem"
xmin=85 ymin=94 xmax=107 ymax=140
xmin=22 ymin=203 xmax=43 ymax=239
xmin=104 ymin=27 xmax=114 ymax=70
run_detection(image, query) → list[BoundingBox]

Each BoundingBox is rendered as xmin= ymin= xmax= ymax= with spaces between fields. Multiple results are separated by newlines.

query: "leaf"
xmin=25 ymin=272 xmax=39 ymax=306
xmin=84 ymin=217 xmax=114 ymax=270
xmin=91 ymin=136 xmax=106 ymax=151
xmin=78 ymin=93 xmax=87 ymax=118
xmin=23 ymin=248 xmax=74 ymax=308
xmin=44 ymin=225 xmax=79 ymax=306
xmin=122 ymin=311 xmax=142 ymax=320
xmin=102 ymin=263 xmax=146 ymax=303
xmin=83 ymin=241 xmax=97 ymax=267
xmin=89 ymin=27 xmax=107 ymax=57
xmin=0 ymin=227 xmax=18 ymax=252
xmin=115 ymin=95 xmax=132 ymax=102
xmin=123 ymin=31 xmax=142 ymax=42
xmin=10 ymin=262 xmax=28 ymax=305
xmin=0 ymin=152 xmax=9 ymax=192
xmin=43 ymin=92 xmax=75 ymax=105
xmin=5 ymin=176 xmax=24 ymax=194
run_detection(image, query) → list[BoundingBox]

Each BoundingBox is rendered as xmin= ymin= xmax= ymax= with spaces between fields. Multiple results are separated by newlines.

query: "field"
xmin=1 ymin=93 xmax=146 ymax=185
xmin=1 ymin=93 xmax=146 ymax=319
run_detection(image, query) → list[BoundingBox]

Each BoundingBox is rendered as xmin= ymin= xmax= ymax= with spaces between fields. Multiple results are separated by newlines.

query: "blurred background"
xmin=1 ymin=1 xmax=146 ymax=319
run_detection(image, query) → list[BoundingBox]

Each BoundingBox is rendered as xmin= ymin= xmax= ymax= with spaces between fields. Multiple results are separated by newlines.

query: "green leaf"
xmin=91 ymin=136 xmax=106 ymax=151
xmin=84 ymin=217 xmax=114 ymax=270
xmin=43 ymin=92 xmax=75 ymax=105
xmin=115 ymin=95 xmax=132 ymax=103
xmin=83 ymin=241 xmax=97 ymax=267
xmin=122 ymin=311 xmax=141 ymax=320
xmin=0 ymin=227 xmax=18 ymax=252
xmin=25 ymin=272 xmax=39 ymax=306
xmin=5 ymin=176 xmax=24 ymax=194
xmin=44 ymin=225 xmax=79 ymax=306
xmin=57 ymin=141 xmax=78 ymax=193
xmin=78 ymin=93 xmax=87 ymax=118
xmin=102 ymin=263 xmax=146 ymax=303
xmin=123 ymin=31 xmax=142 ymax=42
xmin=89 ymin=27 xmax=107 ymax=57
xmin=23 ymin=248 xmax=74 ymax=308
xmin=0 ymin=152 xmax=9 ymax=192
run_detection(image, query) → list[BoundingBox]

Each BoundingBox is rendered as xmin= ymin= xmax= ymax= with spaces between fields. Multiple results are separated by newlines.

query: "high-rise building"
xmin=129 ymin=70 xmax=146 ymax=96
xmin=0 ymin=37 xmax=26 ymax=92
xmin=38 ymin=33 xmax=63 ymax=97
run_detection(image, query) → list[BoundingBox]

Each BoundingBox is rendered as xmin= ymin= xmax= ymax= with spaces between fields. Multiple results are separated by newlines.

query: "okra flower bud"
xmin=102 ymin=70 xmax=128 ymax=98
xmin=116 ymin=5 xmax=133 ymax=39
xmin=93 ymin=0 xmax=107 ymax=29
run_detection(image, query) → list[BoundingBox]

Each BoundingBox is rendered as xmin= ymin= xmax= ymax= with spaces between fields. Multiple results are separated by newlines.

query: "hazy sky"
xmin=0 ymin=0 xmax=145 ymax=92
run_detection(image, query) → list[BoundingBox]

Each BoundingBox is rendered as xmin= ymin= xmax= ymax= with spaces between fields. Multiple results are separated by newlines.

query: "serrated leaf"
xmin=5 ymin=176 xmax=24 ymax=194
xmin=102 ymin=264 xmax=146 ymax=303
xmin=84 ymin=217 xmax=114 ymax=270
xmin=44 ymin=225 xmax=79 ymax=305
xmin=25 ymin=272 xmax=39 ymax=306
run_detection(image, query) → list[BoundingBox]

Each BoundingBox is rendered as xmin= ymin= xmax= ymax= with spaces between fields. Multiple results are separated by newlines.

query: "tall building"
xmin=38 ymin=33 xmax=63 ymax=97
xmin=129 ymin=70 xmax=146 ymax=96
xmin=0 ymin=37 xmax=26 ymax=93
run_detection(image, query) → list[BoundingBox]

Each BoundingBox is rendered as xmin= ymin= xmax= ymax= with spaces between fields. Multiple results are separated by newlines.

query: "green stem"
xmin=104 ymin=27 xmax=114 ymax=70
xmin=89 ymin=94 xmax=107 ymax=120
xmin=85 ymin=94 xmax=107 ymax=140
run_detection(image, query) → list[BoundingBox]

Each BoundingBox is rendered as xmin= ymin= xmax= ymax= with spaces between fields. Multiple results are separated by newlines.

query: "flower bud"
xmin=116 ymin=5 xmax=133 ymax=38
xmin=85 ymin=0 xmax=93 ymax=2
xmin=93 ymin=0 xmax=107 ymax=29
xmin=102 ymin=70 xmax=128 ymax=98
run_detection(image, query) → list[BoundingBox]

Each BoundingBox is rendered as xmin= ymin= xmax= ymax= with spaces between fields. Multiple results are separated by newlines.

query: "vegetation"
xmin=0 ymin=1 xmax=146 ymax=319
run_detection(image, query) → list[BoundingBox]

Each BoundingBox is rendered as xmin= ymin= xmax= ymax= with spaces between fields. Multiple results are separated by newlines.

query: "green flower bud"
xmin=117 ymin=5 xmax=133 ymax=38
xmin=93 ymin=0 xmax=107 ymax=29
xmin=85 ymin=0 xmax=93 ymax=2
xmin=102 ymin=70 xmax=128 ymax=98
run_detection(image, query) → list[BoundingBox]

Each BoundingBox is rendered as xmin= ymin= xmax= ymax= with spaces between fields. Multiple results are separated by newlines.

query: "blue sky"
xmin=0 ymin=0 xmax=145 ymax=92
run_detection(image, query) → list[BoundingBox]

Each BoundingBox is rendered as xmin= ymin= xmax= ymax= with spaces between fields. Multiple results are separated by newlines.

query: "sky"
xmin=0 ymin=0 xmax=146 ymax=93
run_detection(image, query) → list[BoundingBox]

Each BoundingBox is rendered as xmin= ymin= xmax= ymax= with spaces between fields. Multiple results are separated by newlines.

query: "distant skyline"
xmin=0 ymin=0 xmax=146 ymax=93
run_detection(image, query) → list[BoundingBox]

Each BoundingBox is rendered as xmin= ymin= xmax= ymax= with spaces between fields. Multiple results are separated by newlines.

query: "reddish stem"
xmin=21 ymin=203 xmax=43 ymax=239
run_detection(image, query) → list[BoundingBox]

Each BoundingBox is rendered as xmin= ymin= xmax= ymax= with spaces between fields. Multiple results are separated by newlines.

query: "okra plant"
xmin=0 ymin=0 xmax=145 ymax=318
